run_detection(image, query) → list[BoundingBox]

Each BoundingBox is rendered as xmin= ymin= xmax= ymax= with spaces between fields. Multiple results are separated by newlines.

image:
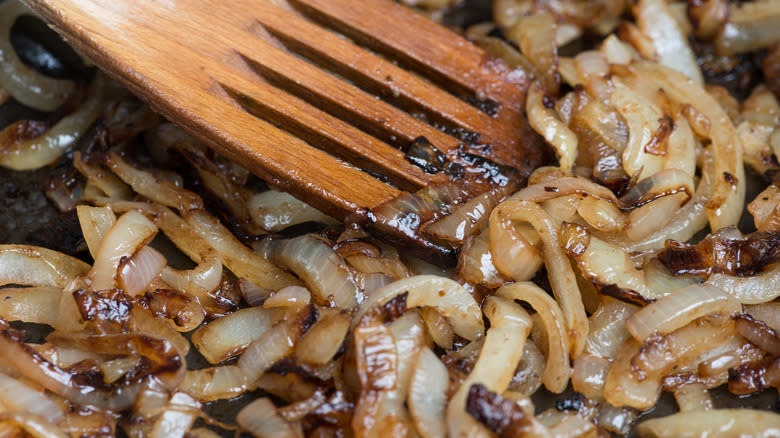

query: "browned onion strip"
xmin=185 ymin=210 xmax=299 ymax=291
xmin=611 ymin=82 xmax=666 ymax=180
xmin=191 ymin=307 xmax=285 ymax=365
xmin=749 ymin=184 xmax=780 ymax=232
xmin=630 ymin=61 xmax=745 ymax=231
xmin=0 ymin=411 xmax=68 ymax=438
xmin=0 ymin=74 xmax=104 ymax=171
xmin=637 ymin=409 xmax=780 ymax=438
xmin=73 ymin=152 xmax=133 ymax=203
xmin=706 ymin=261 xmax=780 ymax=304
xmin=408 ymin=347 xmax=448 ymax=438
xmin=256 ymin=235 xmax=358 ymax=308
xmin=248 ymin=190 xmax=337 ymax=233
xmin=0 ymin=1 xmax=76 ymax=111
xmin=355 ymin=275 xmax=483 ymax=342
xmin=447 ymin=296 xmax=532 ymax=438
xmin=489 ymin=211 xmax=543 ymax=281
xmin=496 ymin=282 xmax=571 ymax=393
xmin=527 ymin=81 xmax=578 ymax=171
xmin=180 ymin=365 xmax=247 ymax=402
xmin=104 ymin=152 xmax=203 ymax=213
xmin=76 ymin=205 xmax=116 ymax=259
xmin=603 ymin=338 xmax=662 ymax=410
xmin=626 ymin=284 xmax=740 ymax=342
xmin=734 ymin=314 xmax=780 ymax=356
xmin=294 ymin=308 xmax=350 ymax=366
xmin=237 ymin=397 xmax=300 ymax=438
xmin=634 ymin=0 xmax=702 ymax=83
xmin=508 ymin=12 xmax=559 ymax=94
xmin=88 ymin=210 xmax=157 ymax=292
xmin=424 ymin=184 xmax=514 ymax=244
xmin=457 ymin=230 xmax=508 ymax=289
xmin=510 ymin=176 xmax=619 ymax=206
xmin=0 ymin=245 xmax=90 ymax=288
xmin=744 ymin=302 xmax=780 ymax=332
xmin=492 ymin=200 xmax=588 ymax=356
xmin=0 ymin=287 xmax=62 ymax=326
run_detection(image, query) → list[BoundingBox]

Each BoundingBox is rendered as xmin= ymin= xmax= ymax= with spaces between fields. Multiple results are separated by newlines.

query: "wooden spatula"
xmin=23 ymin=0 xmax=544 ymax=261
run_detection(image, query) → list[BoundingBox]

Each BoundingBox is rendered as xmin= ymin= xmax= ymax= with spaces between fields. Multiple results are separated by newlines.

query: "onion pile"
xmin=0 ymin=0 xmax=779 ymax=436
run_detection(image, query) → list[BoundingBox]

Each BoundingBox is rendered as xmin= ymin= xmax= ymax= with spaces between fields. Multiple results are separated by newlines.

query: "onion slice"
xmin=0 ymin=245 xmax=90 ymax=288
xmin=637 ymin=409 xmax=780 ymax=438
xmin=237 ymin=397 xmax=301 ymax=438
xmin=408 ymin=347 xmax=448 ymax=438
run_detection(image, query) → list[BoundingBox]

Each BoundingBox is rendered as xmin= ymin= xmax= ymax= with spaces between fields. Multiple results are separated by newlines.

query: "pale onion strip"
xmin=418 ymin=306 xmax=454 ymax=350
xmin=236 ymin=311 xmax=306 ymax=383
xmin=447 ymin=296 xmax=532 ymax=438
xmin=509 ymin=340 xmax=545 ymax=396
xmin=185 ymin=210 xmax=299 ymax=291
xmin=496 ymin=282 xmax=571 ymax=393
xmin=457 ymin=230 xmax=507 ymax=289
xmin=601 ymin=34 xmax=636 ymax=65
xmin=603 ymin=338 xmax=662 ymax=410
xmin=577 ymin=195 xmax=625 ymax=233
xmin=672 ymin=383 xmax=713 ymax=412
xmin=510 ymin=176 xmax=619 ymax=206
xmin=100 ymin=357 xmax=140 ymax=384
xmin=263 ymin=286 xmax=310 ymax=309
xmin=634 ymin=0 xmax=703 ymax=83
xmin=88 ymin=210 xmax=158 ymax=292
xmin=256 ymin=235 xmax=358 ymax=308
xmin=0 ymin=412 xmax=68 ymax=438
xmin=0 ymin=372 xmax=64 ymax=424
xmin=0 ymin=0 xmax=75 ymax=111
xmin=643 ymin=259 xmax=698 ymax=302
xmin=527 ymin=81 xmax=577 ymax=170
xmin=631 ymin=61 xmax=745 ymax=231
xmin=0 ymin=245 xmax=90 ymax=288
xmin=488 ymin=212 xmax=543 ymax=281
xmin=706 ymin=261 xmax=780 ymax=304
xmin=612 ymin=82 xmax=666 ymax=180
xmin=620 ymin=168 xmax=694 ymax=209
xmin=104 ymin=152 xmax=203 ymax=213
xmin=508 ymin=12 xmax=559 ymax=94
xmin=625 ymin=192 xmax=688 ymax=242
xmin=76 ymin=205 xmax=116 ymax=259
xmin=72 ymin=152 xmax=133 ymax=202
xmin=149 ymin=392 xmax=201 ymax=438
xmin=351 ymin=318 xmax=398 ymax=437
xmin=424 ymin=185 xmax=513 ymax=244
xmin=180 ymin=365 xmax=247 ymax=402
xmin=491 ymin=200 xmax=588 ymax=356
xmin=715 ymin=1 xmax=780 ymax=55
xmin=571 ymin=353 xmax=610 ymax=401
xmin=236 ymin=397 xmax=301 ymax=438
xmin=637 ymin=409 xmax=780 ymax=438
xmin=624 ymin=147 xmax=714 ymax=252
xmin=354 ymin=275 xmax=483 ymax=342
xmin=626 ymin=284 xmax=741 ymax=342
xmin=118 ymin=245 xmax=167 ymax=297
xmin=744 ymin=302 xmax=780 ymax=332
xmin=574 ymin=50 xmax=613 ymax=102
xmin=388 ymin=311 xmax=425 ymax=405
xmin=247 ymin=190 xmax=337 ymax=232
xmin=548 ymin=415 xmax=596 ymax=437
xmin=748 ymin=184 xmax=780 ymax=232
xmin=294 ymin=308 xmax=350 ymax=365
xmin=0 ymin=74 xmax=104 ymax=170
xmin=408 ymin=347 xmax=448 ymax=438
xmin=737 ymin=120 xmax=775 ymax=175
xmin=586 ymin=295 xmax=639 ymax=359
xmin=0 ymin=287 xmax=62 ymax=326
xmin=191 ymin=307 xmax=285 ymax=364
xmin=663 ymin=114 xmax=696 ymax=176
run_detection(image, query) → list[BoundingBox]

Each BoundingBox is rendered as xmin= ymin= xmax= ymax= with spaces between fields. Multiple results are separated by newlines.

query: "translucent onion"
xmin=488 ymin=211 xmax=543 ymax=282
xmin=88 ymin=210 xmax=157 ymax=292
xmin=247 ymin=190 xmax=336 ymax=233
xmin=355 ymin=275 xmax=483 ymax=342
xmin=0 ymin=371 xmax=64 ymax=424
xmin=236 ymin=397 xmax=300 ymax=438
xmin=0 ymin=0 xmax=75 ymax=111
xmin=497 ymin=282 xmax=571 ymax=393
xmin=586 ymin=295 xmax=639 ymax=359
xmin=257 ymin=234 xmax=358 ymax=308
xmin=672 ymin=382 xmax=713 ymax=412
xmin=603 ymin=338 xmax=662 ymax=410
xmin=263 ymin=286 xmax=310 ymax=309
xmin=715 ymin=1 xmax=780 ymax=55
xmin=597 ymin=403 xmax=638 ymax=436
xmin=76 ymin=205 xmax=116 ymax=259
xmin=447 ymin=296 xmax=532 ymax=438
xmin=0 ymin=74 xmax=104 ymax=171
xmin=0 ymin=245 xmax=89 ymax=288
xmin=191 ymin=306 xmax=285 ymax=364
xmin=748 ymin=184 xmax=780 ymax=232
xmin=625 ymin=192 xmax=689 ymax=242
xmin=706 ymin=261 xmax=780 ymax=304
xmin=0 ymin=412 xmax=68 ymax=438
xmin=507 ymin=12 xmax=559 ymax=94
xmin=424 ymin=185 xmax=513 ymax=244
xmin=418 ymin=306 xmax=454 ymax=351
xmin=408 ymin=347 xmax=448 ymax=438
xmin=626 ymin=284 xmax=740 ymax=342
xmin=118 ymin=245 xmax=167 ymax=297
xmin=526 ymin=81 xmax=577 ymax=170
xmin=744 ymin=302 xmax=780 ymax=332
xmin=634 ymin=0 xmax=703 ymax=83
xmin=0 ymin=286 xmax=62 ymax=326
xmin=294 ymin=308 xmax=350 ymax=365
xmin=457 ymin=230 xmax=507 ymax=289
xmin=637 ymin=409 xmax=780 ymax=438
xmin=571 ymin=353 xmax=610 ymax=401
xmin=149 ymin=392 xmax=200 ymax=438
xmin=491 ymin=200 xmax=588 ymax=356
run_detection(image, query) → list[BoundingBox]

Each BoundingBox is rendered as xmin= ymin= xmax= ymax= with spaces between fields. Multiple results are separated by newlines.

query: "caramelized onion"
xmin=408 ymin=347 xmax=448 ymax=438
xmin=237 ymin=397 xmax=300 ymax=438
xmin=0 ymin=245 xmax=89 ymax=288
xmin=637 ymin=409 xmax=780 ymax=438
xmin=248 ymin=190 xmax=336 ymax=232
xmin=294 ymin=308 xmax=350 ymax=366
xmin=527 ymin=81 xmax=577 ymax=171
xmin=191 ymin=307 xmax=285 ymax=364
xmin=635 ymin=0 xmax=702 ymax=83
xmin=734 ymin=314 xmax=780 ymax=355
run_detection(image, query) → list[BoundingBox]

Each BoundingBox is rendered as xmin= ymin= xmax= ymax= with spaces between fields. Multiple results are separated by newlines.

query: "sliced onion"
xmin=497 ymin=282 xmax=571 ymax=393
xmin=294 ymin=308 xmax=350 ymax=366
xmin=748 ymin=184 xmax=780 ymax=232
xmin=507 ymin=12 xmax=559 ymax=94
xmin=88 ymin=210 xmax=157 ymax=292
xmin=491 ymin=200 xmax=588 ymax=356
xmin=263 ymin=286 xmax=310 ymax=309
xmin=603 ymin=338 xmax=662 ymax=410
xmin=626 ymin=284 xmax=740 ymax=342
xmin=634 ymin=0 xmax=702 ymax=83
xmin=237 ymin=397 xmax=300 ymax=438
xmin=706 ymin=261 xmax=780 ymax=304
xmin=0 ymin=371 xmax=64 ymax=424
xmin=418 ymin=306 xmax=454 ymax=351
xmin=76 ymin=205 xmax=116 ymax=259
xmin=637 ymin=409 xmax=780 ymax=438
xmin=150 ymin=392 xmax=200 ymax=438
xmin=191 ymin=306 xmax=285 ymax=364
xmin=0 ymin=0 xmax=75 ymax=111
xmin=424 ymin=184 xmax=513 ymax=244
xmin=527 ymin=81 xmax=577 ymax=170
xmin=577 ymin=195 xmax=625 ymax=233
xmin=715 ymin=1 xmax=780 ymax=55
xmin=0 ymin=286 xmax=62 ymax=326
xmin=673 ymin=382 xmax=713 ymax=412
xmin=248 ymin=190 xmax=337 ymax=232
xmin=0 ymin=74 xmax=104 ymax=170
xmin=257 ymin=235 xmax=357 ymax=308
xmin=571 ymin=353 xmax=610 ymax=401
xmin=447 ymin=296 xmax=532 ymax=438
xmin=0 ymin=411 xmax=68 ymax=438
xmin=0 ymin=245 xmax=90 ymax=288
xmin=355 ymin=275 xmax=483 ymax=342
xmin=586 ymin=295 xmax=639 ymax=359
xmin=118 ymin=245 xmax=166 ymax=297
xmin=601 ymin=34 xmax=636 ymax=65
xmin=574 ymin=50 xmax=613 ymax=102
xmin=734 ymin=314 xmax=780 ymax=355
xmin=185 ymin=210 xmax=299 ymax=291
xmin=180 ymin=365 xmax=247 ymax=402
xmin=408 ymin=347 xmax=447 ymax=438
xmin=744 ymin=302 xmax=780 ymax=332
